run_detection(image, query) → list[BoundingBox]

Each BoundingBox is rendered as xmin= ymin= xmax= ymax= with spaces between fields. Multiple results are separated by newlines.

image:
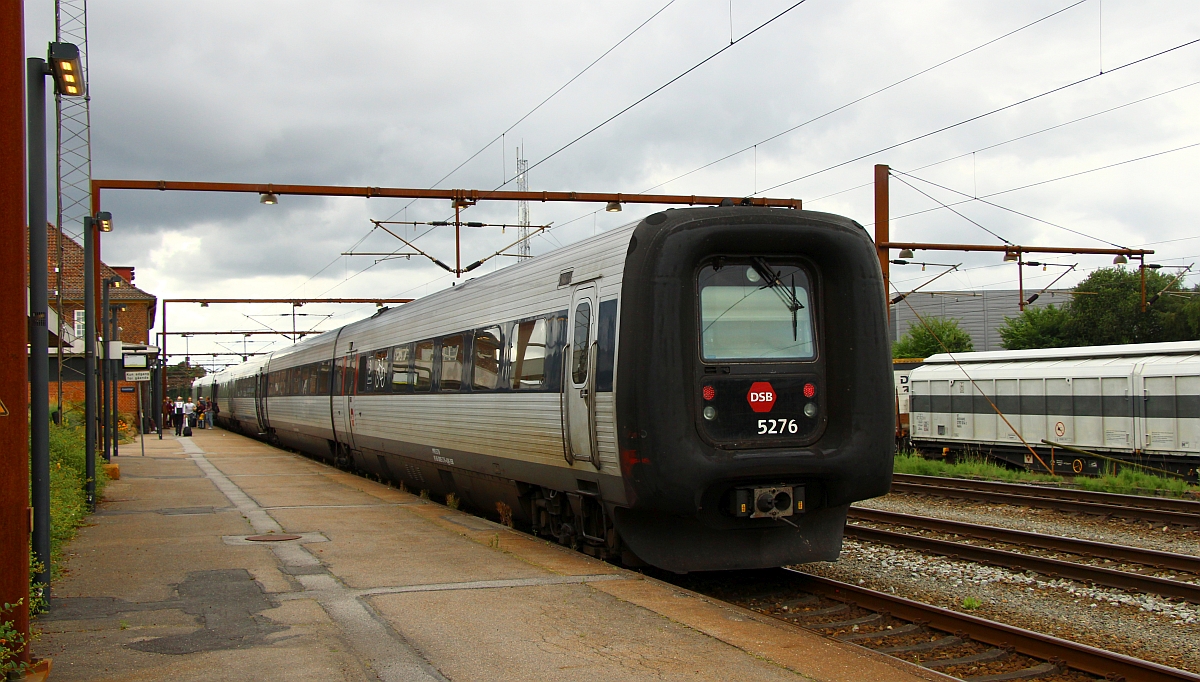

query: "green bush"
xmin=892 ymin=317 xmax=973 ymax=359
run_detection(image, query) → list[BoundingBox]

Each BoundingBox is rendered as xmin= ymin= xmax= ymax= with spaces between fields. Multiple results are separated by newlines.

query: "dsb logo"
xmin=746 ymin=381 xmax=776 ymax=413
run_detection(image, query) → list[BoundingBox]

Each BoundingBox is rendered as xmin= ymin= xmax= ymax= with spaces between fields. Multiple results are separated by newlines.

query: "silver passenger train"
xmin=195 ymin=206 xmax=893 ymax=572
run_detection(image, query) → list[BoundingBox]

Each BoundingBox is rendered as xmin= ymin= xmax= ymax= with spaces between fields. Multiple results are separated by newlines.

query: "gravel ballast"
xmin=795 ymin=493 xmax=1200 ymax=673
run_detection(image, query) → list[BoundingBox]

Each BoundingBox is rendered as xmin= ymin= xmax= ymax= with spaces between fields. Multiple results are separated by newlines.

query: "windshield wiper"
xmin=751 ymin=258 xmax=804 ymax=340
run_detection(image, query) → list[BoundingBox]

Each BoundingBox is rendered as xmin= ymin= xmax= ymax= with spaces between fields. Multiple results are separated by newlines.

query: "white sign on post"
xmin=125 ymin=370 xmax=152 ymax=382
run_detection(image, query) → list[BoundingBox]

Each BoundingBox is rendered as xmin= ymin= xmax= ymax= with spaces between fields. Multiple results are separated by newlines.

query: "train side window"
xmin=510 ymin=318 xmax=548 ymax=390
xmin=333 ymin=358 xmax=344 ymax=396
xmin=413 ymin=341 xmax=434 ymax=392
xmin=570 ymin=301 xmax=592 ymax=385
xmin=391 ymin=344 xmax=414 ymax=392
xmin=361 ymin=348 xmax=391 ymax=394
xmin=472 ymin=327 xmax=502 ymax=390
xmin=440 ymin=335 xmax=465 ymax=391
xmin=317 ymin=360 xmax=332 ymax=396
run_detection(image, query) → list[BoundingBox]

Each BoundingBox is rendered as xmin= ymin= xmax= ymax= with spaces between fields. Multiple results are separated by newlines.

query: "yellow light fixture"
xmin=259 ymin=192 xmax=278 ymax=205
xmin=605 ymin=201 xmax=622 ymax=213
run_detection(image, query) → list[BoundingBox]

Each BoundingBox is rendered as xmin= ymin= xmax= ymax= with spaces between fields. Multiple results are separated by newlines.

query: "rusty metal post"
xmin=161 ymin=302 xmax=168 ymax=419
xmin=1018 ymin=256 xmax=1025 ymax=312
xmin=1140 ymin=256 xmax=1147 ymax=312
xmin=454 ymin=202 xmax=461 ymax=278
xmin=874 ymin=164 xmax=890 ymax=313
xmin=0 ymin=0 xmax=32 ymax=662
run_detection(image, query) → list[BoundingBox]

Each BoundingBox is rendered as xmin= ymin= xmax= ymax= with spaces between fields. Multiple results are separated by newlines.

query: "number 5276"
xmin=758 ymin=418 xmax=798 ymax=435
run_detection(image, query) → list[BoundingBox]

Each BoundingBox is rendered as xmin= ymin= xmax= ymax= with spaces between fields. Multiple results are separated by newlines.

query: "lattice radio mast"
xmin=55 ymin=0 xmax=96 ymax=416
xmin=515 ymin=147 xmax=531 ymax=260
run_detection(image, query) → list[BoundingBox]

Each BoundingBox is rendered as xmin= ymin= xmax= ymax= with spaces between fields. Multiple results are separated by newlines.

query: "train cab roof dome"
xmin=924 ymin=340 xmax=1200 ymax=365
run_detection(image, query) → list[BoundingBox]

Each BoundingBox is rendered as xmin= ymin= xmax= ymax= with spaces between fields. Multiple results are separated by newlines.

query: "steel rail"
xmin=849 ymin=507 xmax=1200 ymax=574
xmin=894 ymin=473 xmax=1200 ymax=514
xmin=784 ymin=570 xmax=1200 ymax=682
xmin=843 ymin=523 xmax=1200 ymax=604
xmin=891 ymin=477 xmax=1200 ymax=527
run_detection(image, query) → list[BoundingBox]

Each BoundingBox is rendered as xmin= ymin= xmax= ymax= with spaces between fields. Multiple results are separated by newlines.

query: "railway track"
xmin=846 ymin=507 xmax=1200 ymax=603
xmin=891 ymin=474 xmax=1200 ymax=527
xmin=672 ymin=568 xmax=1200 ymax=682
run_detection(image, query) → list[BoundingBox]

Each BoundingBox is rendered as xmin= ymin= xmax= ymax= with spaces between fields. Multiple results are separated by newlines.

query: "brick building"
xmin=31 ymin=225 xmax=158 ymax=417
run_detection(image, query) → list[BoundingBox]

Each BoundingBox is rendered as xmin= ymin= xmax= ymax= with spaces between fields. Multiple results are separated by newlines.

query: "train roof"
xmin=923 ymin=340 xmax=1200 ymax=365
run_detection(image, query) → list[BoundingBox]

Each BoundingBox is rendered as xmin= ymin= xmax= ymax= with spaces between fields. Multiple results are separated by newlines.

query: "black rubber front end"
xmin=614 ymin=207 xmax=893 ymax=537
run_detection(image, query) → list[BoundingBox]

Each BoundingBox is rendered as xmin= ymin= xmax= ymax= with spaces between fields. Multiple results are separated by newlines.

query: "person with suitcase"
xmin=183 ymin=398 xmax=195 ymax=436
xmin=173 ymin=397 xmax=185 ymax=436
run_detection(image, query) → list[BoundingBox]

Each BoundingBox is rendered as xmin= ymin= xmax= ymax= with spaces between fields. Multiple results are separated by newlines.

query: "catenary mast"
xmin=55 ymin=0 xmax=95 ymax=415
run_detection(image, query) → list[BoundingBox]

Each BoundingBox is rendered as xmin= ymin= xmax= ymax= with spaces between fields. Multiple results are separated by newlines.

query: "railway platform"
xmin=36 ymin=428 xmax=946 ymax=682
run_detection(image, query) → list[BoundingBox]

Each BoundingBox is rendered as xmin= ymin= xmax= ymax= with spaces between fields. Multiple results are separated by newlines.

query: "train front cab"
xmin=613 ymin=207 xmax=893 ymax=572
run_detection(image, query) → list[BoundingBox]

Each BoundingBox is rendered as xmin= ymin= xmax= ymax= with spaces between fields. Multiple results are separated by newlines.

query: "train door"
xmin=333 ymin=351 xmax=359 ymax=452
xmin=563 ymin=283 xmax=598 ymax=465
xmin=1102 ymin=376 xmax=1131 ymax=448
xmin=1141 ymin=373 xmax=1178 ymax=451
xmin=255 ymin=369 xmax=269 ymax=433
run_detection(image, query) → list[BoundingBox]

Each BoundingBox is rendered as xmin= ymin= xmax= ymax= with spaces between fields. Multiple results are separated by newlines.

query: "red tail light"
xmin=803 ymin=383 xmax=816 ymax=398
xmin=702 ymin=385 xmax=715 ymax=401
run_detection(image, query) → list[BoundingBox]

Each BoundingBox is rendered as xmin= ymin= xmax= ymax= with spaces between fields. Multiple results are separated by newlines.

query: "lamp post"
xmin=25 ymin=42 xmax=85 ymax=593
xmin=101 ymin=276 xmax=121 ymax=461
xmin=109 ymin=302 xmax=126 ymax=457
xmin=82 ymin=212 xmax=110 ymax=508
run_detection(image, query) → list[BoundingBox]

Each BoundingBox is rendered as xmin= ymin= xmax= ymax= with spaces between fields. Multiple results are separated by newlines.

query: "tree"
xmin=1065 ymin=267 xmax=1187 ymax=346
xmin=893 ymin=317 xmax=973 ymax=358
xmin=998 ymin=304 xmax=1072 ymax=350
xmin=165 ymin=361 xmax=206 ymax=398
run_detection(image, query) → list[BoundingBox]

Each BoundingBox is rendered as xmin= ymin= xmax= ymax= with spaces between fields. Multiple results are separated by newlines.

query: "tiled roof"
xmin=31 ymin=224 xmax=157 ymax=303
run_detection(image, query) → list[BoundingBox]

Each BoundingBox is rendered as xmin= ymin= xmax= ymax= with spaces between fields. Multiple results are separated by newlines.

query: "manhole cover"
xmin=245 ymin=534 xmax=302 ymax=542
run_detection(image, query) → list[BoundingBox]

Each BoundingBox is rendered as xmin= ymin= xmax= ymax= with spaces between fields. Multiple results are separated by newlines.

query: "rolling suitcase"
xmin=183 ymin=425 xmax=193 ymax=437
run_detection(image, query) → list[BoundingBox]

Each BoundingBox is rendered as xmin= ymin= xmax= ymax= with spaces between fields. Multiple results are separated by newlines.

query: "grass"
xmin=45 ymin=414 xmax=108 ymax=584
xmin=894 ymin=451 xmax=1200 ymax=499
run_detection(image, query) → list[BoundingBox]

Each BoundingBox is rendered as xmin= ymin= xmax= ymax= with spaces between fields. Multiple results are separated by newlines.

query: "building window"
xmin=73 ymin=309 xmax=85 ymax=338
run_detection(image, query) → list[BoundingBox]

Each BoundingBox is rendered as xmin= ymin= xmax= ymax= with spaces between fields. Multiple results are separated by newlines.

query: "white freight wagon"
xmin=908 ymin=341 xmax=1200 ymax=477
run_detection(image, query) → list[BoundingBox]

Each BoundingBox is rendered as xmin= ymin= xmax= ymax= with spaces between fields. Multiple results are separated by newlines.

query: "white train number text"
xmin=758 ymin=418 xmax=798 ymax=435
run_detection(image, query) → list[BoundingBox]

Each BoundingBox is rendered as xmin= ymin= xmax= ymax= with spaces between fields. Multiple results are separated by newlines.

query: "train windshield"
xmin=699 ymin=260 xmax=815 ymax=360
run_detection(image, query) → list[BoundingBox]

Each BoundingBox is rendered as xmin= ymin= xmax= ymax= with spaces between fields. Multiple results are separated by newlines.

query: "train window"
xmin=698 ymin=261 xmax=815 ymax=361
xmin=571 ymin=302 xmax=591 ymax=385
xmin=510 ymin=318 xmax=548 ymax=390
xmin=440 ymin=335 xmax=464 ymax=391
xmin=472 ymin=327 xmax=502 ymax=390
xmin=413 ymin=341 xmax=434 ymax=392
xmin=332 ymin=358 xmax=344 ymax=396
xmin=316 ymin=360 xmax=331 ymax=396
xmin=360 ymin=349 xmax=391 ymax=393
xmin=391 ymin=344 xmax=415 ymax=392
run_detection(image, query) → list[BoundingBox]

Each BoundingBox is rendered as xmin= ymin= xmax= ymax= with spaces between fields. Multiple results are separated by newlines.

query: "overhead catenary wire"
xmin=890 ymin=168 xmax=1127 ymax=249
xmin=492 ymin=0 xmax=815 ymax=190
xmin=806 ymin=78 xmax=1200 ymax=207
xmin=639 ymin=0 xmax=1091 ymax=194
xmin=888 ymin=172 xmax=1012 ymax=245
xmin=879 ymin=140 xmax=1200 ymax=227
xmin=756 ymin=36 xmax=1200 ymax=196
xmin=377 ymin=0 xmax=679 ymax=224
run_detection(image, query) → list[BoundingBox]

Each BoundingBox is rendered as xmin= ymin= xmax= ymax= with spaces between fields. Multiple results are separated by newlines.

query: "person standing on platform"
xmin=206 ymin=398 xmax=216 ymax=429
xmin=162 ymin=398 xmax=173 ymax=434
xmin=183 ymin=397 xmax=196 ymax=432
xmin=196 ymin=398 xmax=207 ymax=429
xmin=173 ymin=396 xmax=185 ymax=436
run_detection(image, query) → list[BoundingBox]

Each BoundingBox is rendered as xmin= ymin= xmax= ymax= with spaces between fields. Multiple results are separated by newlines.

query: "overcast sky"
xmin=24 ymin=0 xmax=1200 ymax=367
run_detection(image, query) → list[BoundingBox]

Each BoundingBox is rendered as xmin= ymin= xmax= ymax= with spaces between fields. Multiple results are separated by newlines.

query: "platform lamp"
xmin=26 ymin=41 xmax=87 ymax=593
